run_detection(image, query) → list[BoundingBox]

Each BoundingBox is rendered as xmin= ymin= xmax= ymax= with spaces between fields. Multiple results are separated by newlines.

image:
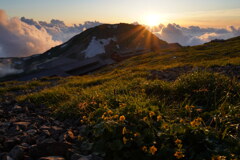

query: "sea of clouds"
xmin=0 ymin=9 xmax=240 ymax=58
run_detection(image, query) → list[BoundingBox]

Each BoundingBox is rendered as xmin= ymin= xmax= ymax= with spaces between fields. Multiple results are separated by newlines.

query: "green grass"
xmin=2 ymin=37 xmax=240 ymax=159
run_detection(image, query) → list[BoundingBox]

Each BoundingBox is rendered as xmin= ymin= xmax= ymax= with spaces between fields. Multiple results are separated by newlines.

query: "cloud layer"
xmin=0 ymin=10 xmax=61 ymax=57
xmin=21 ymin=17 xmax=102 ymax=42
xmin=152 ymin=24 xmax=240 ymax=46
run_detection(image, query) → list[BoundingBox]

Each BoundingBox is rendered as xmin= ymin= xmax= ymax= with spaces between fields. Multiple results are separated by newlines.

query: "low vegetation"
xmin=1 ymin=38 xmax=240 ymax=160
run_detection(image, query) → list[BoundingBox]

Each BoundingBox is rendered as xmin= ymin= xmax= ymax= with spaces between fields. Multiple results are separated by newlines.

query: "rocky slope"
xmin=0 ymin=98 xmax=101 ymax=160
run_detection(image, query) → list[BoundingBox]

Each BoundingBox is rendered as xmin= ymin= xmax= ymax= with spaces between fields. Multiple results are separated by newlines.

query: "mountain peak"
xmin=1 ymin=23 xmax=181 ymax=81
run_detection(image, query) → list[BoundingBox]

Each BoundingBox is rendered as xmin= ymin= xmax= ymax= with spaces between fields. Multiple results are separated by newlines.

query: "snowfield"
xmin=84 ymin=37 xmax=116 ymax=58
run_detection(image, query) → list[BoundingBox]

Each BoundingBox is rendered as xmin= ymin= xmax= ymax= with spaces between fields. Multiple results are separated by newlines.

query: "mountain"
xmin=0 ymin=23 xmax=181 ymax=81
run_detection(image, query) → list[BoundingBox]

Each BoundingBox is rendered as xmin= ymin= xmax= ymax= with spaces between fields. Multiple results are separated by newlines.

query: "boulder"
xmin=9 ymin=145 xmax=24 ymax=160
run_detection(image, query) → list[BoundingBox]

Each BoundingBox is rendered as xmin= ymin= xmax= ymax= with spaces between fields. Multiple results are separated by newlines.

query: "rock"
xmin=64 ymin=130 xmax=76 ymax=143
xmin=40 ymin=125 xmax=51 ymax=130
xmin=42 ymin=129 xmax=51 ymax=136
xmin=71 ymin=155 xmax=103 ymax=160
xmin=13 ymin=122 xmax=30 ymax=130
xmin=0 ymin=109 xmax=4 ymax=116
xmin=5 ymin=155 xmax=14 ymax=160
xmin=0 ymin=135 xmax=6 ymax=143
xmin=39 ymin=156 xmax=65 ymax=160
xmin=26 ymin=129 xmax=37 ymax=135
xmin=29 ymin=142 xmax=71 ymax=159
xmin=9 ymin=145 xmax=24 ymax=160
xmin=3 ymin=138 xmax=21 ymax=152
xmin=41 ymin=138 xmax=56 ymax=144
xmin=71 ymin=153 xmax=82 ymax=160
xmin=22 ymin=135 xmax=36 ymax=145
xmin=12 ymin=105 xmax=23 ymax=113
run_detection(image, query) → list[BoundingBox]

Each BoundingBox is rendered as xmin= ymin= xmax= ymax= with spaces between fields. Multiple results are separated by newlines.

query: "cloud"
xmin=0 ymin=10 xmax=61 ymax=57
xmin=0 ymin=62 xmax=23 ymax=77
xmin=153 ymin=23 xmax=240 ymax=46
xmin=22 ymin=17 xmax=102 ymax=42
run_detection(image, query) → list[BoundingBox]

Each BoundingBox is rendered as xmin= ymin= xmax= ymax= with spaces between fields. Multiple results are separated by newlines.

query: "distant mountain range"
xmin=0 ymin=23 xmax=181 ymax=81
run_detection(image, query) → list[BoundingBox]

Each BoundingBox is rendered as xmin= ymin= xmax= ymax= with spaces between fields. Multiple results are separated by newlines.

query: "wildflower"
xmin=82 ymin=116 xmax=87 ymax=120
xmin=120 ymin=103 xmax=127 ymax=107
xmin=179 ymin=118 xmax=184 ymax=123
xmin=185 ymin=105 xmax=195 ymax=112
xmin=212 ymin=155 xmax=227 ymax=160
xmin=108 ymin=110 xmax=113 ymax=115
xmin=162 ymin=123 xmax=168 ymax=129
xmin=122 ymin=127 xmax=127 ymax=135
xmin=134 ymin=132 xmax=140 ymax=137
xmin=174 ymin=151 xmax=185 ymax=159
xmin=119 ymin=115 xmax=126 ymax=122
xmin=149 ymin=111 xmax=155 ymax=117
xmin=143 ymin=116 xmax=148 ymax=121
xmin=123 ymin=137 xmax=127 ymax=144
xmin=149 ymin=145 xmax=157 ymax=155
xmin=90 ymin=101 xmax=97 ymax=105
xmin=142 ymin=146 xmax=148 ymax=152
xmin=190 ymin=117 xmax=202 ymax=127
xmin=175 ymin=139 xmax=182 ymax=144
xmin=157 ymin=115 xmax=162 ymax=121
xmin=113 ymin=115 xmax=119 ymax=119
xmin=101 ymin=115 xmax=105 ymax=119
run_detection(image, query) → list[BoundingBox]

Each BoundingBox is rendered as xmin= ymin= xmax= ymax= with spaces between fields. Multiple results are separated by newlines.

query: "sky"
xmin=1 ymin=0 xmax=240 ymax=27
xmin=0 ymin=0 xmax=240 ymax=59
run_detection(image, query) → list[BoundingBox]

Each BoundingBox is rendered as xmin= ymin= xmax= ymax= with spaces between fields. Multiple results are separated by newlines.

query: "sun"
xmin=144 ymin=14 xmax=160 ymax=27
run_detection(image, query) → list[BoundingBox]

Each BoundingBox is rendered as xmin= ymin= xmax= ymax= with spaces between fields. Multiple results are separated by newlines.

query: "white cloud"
xmin=153 ymin=23 xmax=240 ymax=46
xmin=22 ymin=17 xmax=102 ymax=42
xmin=0 ymin=10 xmax=61 ymax=57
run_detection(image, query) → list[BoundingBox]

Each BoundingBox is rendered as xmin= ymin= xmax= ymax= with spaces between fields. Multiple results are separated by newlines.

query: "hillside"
xmin=0 ymin=36 xmax=240 ymax=159
xmin=0 ymin=23 xmax=180 ymax=81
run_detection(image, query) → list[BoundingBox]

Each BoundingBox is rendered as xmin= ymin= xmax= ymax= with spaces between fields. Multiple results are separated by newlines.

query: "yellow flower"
xmin=190 ymin=117 xmax=202 ymax=127
xmin=143 ymin=116 xmax=148 ymax=121
xmin=113 ymin=115 xmax=119 ymax=119
xmin=101 ymin=115 xmax=105 ymax=119
xmin=149 ymin=111 xmax=155 ymax=117
xmin=175 ymin=139 xmax=182 ymax=144
xmin=157 ymin=115 xmax=162 ymax=121
xmin=82 ymin=116 xmax=87 ymax=120
xmin=162 ymin=123 xmax=168 ymax=129
xmin=149 ymin=145 xmax=157 ymax=155
xmin=212 ymin=155 xmax=227 ymax=160
xmin=134 ymin=132 xmax=140 ymax=137
xmin=120 ymin=103 xmax=127 ymax=107
xmin=122 ymin=127 xmax=127 ymax=135
xmin=108 ymin=110 xmax=113 ymax=115
xmin=174 ymin=151 xmax=185 ymax=159
xmin=179 ymin=118 xmax=184 ymax=123
xmin=185 ymin=105 xmax=195 ymax=112
xmin=119 ymin=115 xmax=126 ymax=122
xmin=123 ymin=137 xmax=127 ymax=144
xmin=142 ymin=146 xmax=148 ymax=152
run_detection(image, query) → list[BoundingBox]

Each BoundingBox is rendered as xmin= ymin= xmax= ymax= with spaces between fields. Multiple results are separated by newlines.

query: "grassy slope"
xmin=1 ymin=37 xmax=240 ymax=160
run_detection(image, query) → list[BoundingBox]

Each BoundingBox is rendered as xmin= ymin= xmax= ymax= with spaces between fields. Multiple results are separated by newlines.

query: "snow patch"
xmin=84 ymin=37 xmax=116 ymax=58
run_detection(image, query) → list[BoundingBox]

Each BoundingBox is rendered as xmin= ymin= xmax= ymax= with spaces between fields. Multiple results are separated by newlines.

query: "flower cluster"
xmin=190 ymin=117 xmax=203 ymax=127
